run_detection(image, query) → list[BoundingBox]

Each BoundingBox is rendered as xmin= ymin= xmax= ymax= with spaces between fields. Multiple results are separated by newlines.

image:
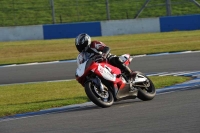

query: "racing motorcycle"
xmin=76 ymin=52 xmax=156 ymax=108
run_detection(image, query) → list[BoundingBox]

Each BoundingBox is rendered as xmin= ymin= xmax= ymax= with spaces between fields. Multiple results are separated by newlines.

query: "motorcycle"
xmin=75 ymin=52 xmax=156 ymax=108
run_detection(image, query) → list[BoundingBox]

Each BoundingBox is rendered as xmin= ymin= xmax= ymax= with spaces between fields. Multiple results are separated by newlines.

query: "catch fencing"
xmin=0 ymin=0 xmax=200 ymax=27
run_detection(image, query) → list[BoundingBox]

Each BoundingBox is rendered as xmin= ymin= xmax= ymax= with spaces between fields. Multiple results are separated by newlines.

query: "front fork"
xmin=86 ymin=75 xmax=107 ymax=92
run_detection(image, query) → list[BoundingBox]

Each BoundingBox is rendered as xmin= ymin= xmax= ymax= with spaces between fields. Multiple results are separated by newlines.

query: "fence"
xmin=0 ymin=0 xmax=200 ymax=27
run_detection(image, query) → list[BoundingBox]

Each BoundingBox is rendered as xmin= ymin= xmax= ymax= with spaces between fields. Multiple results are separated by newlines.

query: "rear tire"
xmin=135 ymin=72 xmax=156 ymax=101
xmin=85 ymin=81 xmax=114 ymax=108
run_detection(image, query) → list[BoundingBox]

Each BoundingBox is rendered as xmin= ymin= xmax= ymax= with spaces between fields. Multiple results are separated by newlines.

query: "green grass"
xmin=0 ymin=80 xmax=87 ymax=117
xmin=149 ymin=76 xmax=191 ymax=89
xmin=0 ymin=30 xmax=200 ymax=65
xmin=0 ymin=0 xmax=200 ymax=26
xmin=0 ymin=76 xmax=191 ymax=117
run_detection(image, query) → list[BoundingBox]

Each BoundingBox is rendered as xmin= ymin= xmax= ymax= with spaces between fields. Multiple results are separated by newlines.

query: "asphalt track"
xmin=0 ymin=51 xmax=200 ymax=133
xmin=0 ymin=87 xmax=200 ymax=133
xmin=0 ymin=51 xmax=200 ymax=85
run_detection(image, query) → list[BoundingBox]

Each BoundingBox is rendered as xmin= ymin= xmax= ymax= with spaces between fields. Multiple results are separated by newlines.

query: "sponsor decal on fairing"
xmin=98 ymin=64 xmax=116 ymax=81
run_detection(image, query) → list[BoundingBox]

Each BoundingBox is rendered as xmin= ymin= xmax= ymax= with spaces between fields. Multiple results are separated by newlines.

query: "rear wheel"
xmin=85 ymin=81 xmax=114 ymax=108
xmin=135 ymin=72 xmax=156 ymax=101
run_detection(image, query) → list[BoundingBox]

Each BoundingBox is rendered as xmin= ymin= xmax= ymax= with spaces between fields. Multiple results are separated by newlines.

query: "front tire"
xmin=85 ymin=81 xmax=114 ymax=108
xmin=135 ymin=72 xmax=156 ymax=101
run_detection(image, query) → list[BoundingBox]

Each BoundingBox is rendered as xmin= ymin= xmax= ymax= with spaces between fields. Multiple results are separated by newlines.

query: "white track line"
xmin=0 ymin=50 xmax=199 ymax=68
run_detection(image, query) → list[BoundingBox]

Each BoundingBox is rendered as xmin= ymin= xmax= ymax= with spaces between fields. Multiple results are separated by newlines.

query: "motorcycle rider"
xmin=75 ymin=33 xmax=136 ymax=82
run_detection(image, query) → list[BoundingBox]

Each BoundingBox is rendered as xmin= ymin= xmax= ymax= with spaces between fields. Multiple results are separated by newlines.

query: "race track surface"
xmin=0 ymin=51 xmax=200 ymax=85
xmin=0 ymin=52 xmax=200 ymax=133
xmin=1 ymin=87 xmax=200 ymax=133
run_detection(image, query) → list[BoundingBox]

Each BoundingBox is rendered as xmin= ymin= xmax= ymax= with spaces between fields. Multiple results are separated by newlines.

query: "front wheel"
xmin=85 ymin=81 xmax=114 ymax=108
xmin=134 ymin=72 xmax=156 ymax=101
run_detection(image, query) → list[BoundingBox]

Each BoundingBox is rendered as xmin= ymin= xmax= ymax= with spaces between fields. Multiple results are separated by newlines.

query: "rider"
xmin=75 ymin=33 xmax=135 ymax=80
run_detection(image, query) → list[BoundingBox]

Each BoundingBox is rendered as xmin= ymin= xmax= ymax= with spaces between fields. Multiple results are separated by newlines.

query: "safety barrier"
xmin=43 ymin=22 xmax=101 ymax=40
xmin=0 ymin=25 xmax=43 ymax=42
xmin=0 ymin=14 xmax=199 ymax=42
xmin=160 ymin=14 xmax=200 ymax=32
xmin=101 ymin=18 xmax=160 ymax=36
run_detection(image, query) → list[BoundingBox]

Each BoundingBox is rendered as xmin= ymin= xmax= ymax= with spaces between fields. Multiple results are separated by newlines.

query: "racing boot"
xmin=121 ymin=64 xmax=137 ymax=81
xmin=121 ymin=64 xmax=137 ymax=92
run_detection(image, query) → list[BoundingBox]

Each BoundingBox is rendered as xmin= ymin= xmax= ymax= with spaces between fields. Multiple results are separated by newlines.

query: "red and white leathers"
xmin=77 ymin=40 xmax=135 ymax=82
xmin=90 ymin=41 xmax=106 ymax=52
xmin=76 ymin=40 xmax=109 ymax=68
xmin=88 ymin=40 xmax=109 ymax=57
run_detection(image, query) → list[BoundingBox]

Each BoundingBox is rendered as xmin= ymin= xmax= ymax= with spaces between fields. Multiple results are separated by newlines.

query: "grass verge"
xmin=0 ymin=30 xmax=200 ymax=65
xmin=0 ymin=0 xmax=200 ymax=26
xmin=0 ymin=76 xmax=191 ymax=117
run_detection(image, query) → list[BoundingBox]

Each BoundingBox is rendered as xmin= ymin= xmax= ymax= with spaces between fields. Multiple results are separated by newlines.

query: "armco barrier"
xmin=43 ymin=22 xmax=102 ymax=40
xmin=160 ymin=14 xmax=200 ymax=32
xmin=101 ymin=18 xmax=160 ymax=36
xmin=0 ymin=25 xmax=43 ymax=42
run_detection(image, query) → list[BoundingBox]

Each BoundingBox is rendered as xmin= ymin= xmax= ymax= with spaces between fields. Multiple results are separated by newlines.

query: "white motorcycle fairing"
xmin=97 ymin=64 xmax=116 ymax=82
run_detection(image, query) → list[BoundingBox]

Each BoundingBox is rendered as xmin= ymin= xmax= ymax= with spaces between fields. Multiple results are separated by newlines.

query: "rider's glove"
xmin=94 ymin=55 xmax=104 ymax=62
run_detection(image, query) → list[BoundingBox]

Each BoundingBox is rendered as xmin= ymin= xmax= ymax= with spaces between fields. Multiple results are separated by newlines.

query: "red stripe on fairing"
xmin=124 ymin=60 xmax=129 ymax=65
xmin=98 ymin=62 xmax=121 ymax=75
xmin=77 ymin=60 xmax=126 ymax=89
xmin=118 ymin=81 xmax=126 ymax=89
